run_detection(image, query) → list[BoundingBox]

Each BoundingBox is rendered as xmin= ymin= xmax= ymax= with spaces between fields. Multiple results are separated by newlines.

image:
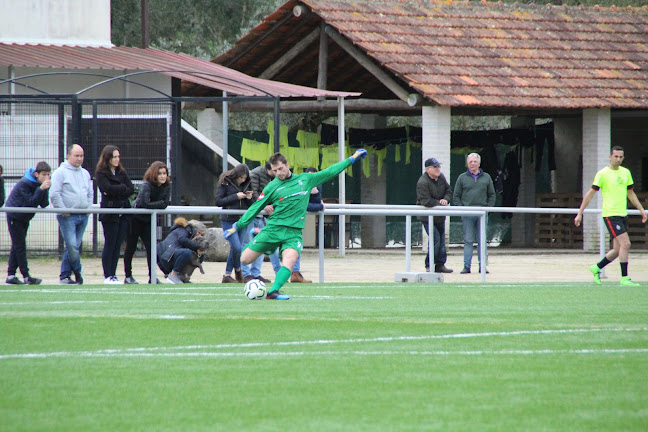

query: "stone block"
xmin=394 ymin=272 xmax=444 ymax=283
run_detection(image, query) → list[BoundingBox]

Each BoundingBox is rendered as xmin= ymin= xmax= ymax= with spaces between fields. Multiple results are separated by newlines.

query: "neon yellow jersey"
xmin=592 ymin=166 xmax=634 ymax=217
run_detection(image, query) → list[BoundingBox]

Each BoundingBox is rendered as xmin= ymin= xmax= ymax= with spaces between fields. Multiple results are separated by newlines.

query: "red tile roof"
xmin=214 ymin=0 xmax=648 ymax=112
xmin=0 ymin=43 xmax=359 ymax=98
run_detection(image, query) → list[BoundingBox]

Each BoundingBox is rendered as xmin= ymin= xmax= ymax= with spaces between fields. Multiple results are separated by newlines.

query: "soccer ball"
xmin=244 ymin=279 xmax=267 ymax=300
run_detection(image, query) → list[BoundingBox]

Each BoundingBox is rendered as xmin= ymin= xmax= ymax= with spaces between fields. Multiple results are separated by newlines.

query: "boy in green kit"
xmin=225 ymin=149 xmax=367 ymax=299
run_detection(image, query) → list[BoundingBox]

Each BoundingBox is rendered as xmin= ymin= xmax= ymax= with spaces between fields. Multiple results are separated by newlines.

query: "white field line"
xmin=1 ymin=327 xmax=646 ymax=360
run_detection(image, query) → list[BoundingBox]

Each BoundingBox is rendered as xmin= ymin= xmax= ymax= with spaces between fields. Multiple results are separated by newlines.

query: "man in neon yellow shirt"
xmin=225 ymin=149 xmax=367 ymax=299
xmin=574 ymin=146 xmax=646 ymax=285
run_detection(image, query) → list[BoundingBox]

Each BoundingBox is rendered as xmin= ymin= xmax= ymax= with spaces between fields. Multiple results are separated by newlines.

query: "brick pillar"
xmin=360 ymin=114 xmax=387 ymax=248
xmin=582 ymin=108 xmax=611 ymax=251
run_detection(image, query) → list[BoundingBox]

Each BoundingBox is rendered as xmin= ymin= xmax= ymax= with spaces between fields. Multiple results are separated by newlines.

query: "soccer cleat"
xmin=25 ymin=276 xmax=42 ymax=285
xmin=124 ymin=276 xmax=139 ymax=284
xmin=6 ymin=275 xmax=25 ymax=285
xmin=266 ymin=290 xmax=290 ymax=300
xmin=620 ymin=276 xmax=640 ymax=286
xmin=590 ymin=264 xmax=601 ymax=285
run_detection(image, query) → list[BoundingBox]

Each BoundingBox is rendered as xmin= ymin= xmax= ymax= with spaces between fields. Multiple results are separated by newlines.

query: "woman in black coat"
xmin=123 ymin=161 xmax=170 ymax=284
xmin=214 ymin=164 xmax=253 ymax=283
xmin=95 ymin=145 xmax=134 ymax=284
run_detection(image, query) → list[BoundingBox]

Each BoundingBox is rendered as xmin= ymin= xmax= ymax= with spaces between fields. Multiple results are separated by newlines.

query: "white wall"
xmin=0 ymin=0 xmax=111 ymax=46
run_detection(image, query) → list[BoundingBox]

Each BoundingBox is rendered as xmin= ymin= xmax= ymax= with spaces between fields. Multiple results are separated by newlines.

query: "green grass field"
xmin=1 ymin=282 xmax=647 ymax=431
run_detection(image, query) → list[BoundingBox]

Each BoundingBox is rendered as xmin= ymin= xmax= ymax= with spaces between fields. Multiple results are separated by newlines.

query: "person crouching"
xmin=157 ymin=217 xmax=208 ymax=284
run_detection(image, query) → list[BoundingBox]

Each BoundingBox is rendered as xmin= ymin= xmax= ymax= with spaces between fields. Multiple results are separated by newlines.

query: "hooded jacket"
xmin=157 ymin=220 xmax=202 ymax=263
xmin=50 ymin=161 xmax=93 ymax=210
xmin=5 ymin=168 xmax=50 ymax=222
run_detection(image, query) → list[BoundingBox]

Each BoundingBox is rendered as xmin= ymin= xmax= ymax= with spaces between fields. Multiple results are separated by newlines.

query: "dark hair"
xmin=611 ymin=145 xmax=624 ymax=154
xmin=95 ymin=145 xmax=123 ymax=173
xmin=144 ymin=161 xmax=170 ymax=185
xmin=264 ymin=161 xmax=272 ymax=170
xmin=35 ymin=161 xmax=51 ymax=173
xmin=219 ymin=163 xmax=249 ymax=185
xmin=0 ymin=164 xmax=3 ymax=175
xmin=268 ymin=152 xmax=288 ymax=166
xmin=304 ymin=167 xmax=318 ymax=173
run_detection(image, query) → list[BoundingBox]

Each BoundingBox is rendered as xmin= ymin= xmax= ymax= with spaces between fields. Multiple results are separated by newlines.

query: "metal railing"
xmin=1 ymin=204 xmax=628 ymax=283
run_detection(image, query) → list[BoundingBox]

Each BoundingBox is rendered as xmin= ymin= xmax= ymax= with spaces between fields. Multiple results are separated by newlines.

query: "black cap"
xmin=424 ymin=157 xmax=441 ymax=167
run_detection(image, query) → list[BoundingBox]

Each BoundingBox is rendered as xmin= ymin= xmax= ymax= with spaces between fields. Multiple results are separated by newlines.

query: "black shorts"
xmin=603 ymin=216 xmax=628 ymax=238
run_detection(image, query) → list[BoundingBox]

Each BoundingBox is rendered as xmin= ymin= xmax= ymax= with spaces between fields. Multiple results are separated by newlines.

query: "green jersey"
xmin=237 ymin=158 xmax=353 ymax=230
xmin=592 ymin=166 xmax=634 ymax=217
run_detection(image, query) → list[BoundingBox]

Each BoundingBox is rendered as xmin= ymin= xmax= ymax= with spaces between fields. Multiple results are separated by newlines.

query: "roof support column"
xmin=337 ymin=96 xmax=346 ymax=256
xmin=422 ymin=106 xmax=451 ymax=175
xmin=582 ymin=108 xmax=611 ymax=252
xmin=359 ymin=114 xmax=387 ymax=249
xmin=422 ymin=106 xmax=451 ymax=254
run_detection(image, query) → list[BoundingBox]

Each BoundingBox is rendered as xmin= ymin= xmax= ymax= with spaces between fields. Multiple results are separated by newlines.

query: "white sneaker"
xmin=166 ymin=274 xmax=182 ymax=284
xmin=104 ymin=276 xmax=123 ymax=285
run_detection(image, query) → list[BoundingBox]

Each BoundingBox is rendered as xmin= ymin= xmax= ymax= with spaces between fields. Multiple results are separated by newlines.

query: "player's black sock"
xmin=597 ymin=257 xmax=611 ymax=269
xmin=620 ymin=262 xmax=628 ymax=277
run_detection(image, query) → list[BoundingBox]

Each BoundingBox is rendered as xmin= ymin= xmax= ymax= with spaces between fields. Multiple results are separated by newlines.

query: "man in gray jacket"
xmin=416 ymin=157 xmax=453 ymax=273
xmin=453 ymin=152 xmax=496 ymax=274
xmin=50 ymin=144 xmax=93 ymax=284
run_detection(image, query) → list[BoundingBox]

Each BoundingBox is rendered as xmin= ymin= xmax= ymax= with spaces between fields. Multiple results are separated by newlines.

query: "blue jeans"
xmin=461 ymin=215 xmax=487 ymax=269
xmin=422 ymin=222 xmax=446 ymax=269
xmin=101 ymin=216 xmax=129 ymax=278
xmin=57 ymin=214 xmax=89 ymax=279
xmin=250 ymin=217 xmax=281 ymax=276
xmin=222 ymin=220 xmax=252 ymax=276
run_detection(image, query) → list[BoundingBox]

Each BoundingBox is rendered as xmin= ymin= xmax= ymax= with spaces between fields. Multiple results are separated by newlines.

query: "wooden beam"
xmin=259 ymin=27 xmax=320 ymax=80
xmin=324 ymin=26 xmax=420 ymax=106
xmin=317 ymin=21 xmax=328 ymax=99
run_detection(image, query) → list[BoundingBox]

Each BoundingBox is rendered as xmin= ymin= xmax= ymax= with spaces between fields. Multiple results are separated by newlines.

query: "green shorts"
xmin=244 ymin=225 xmax=303 ymax=256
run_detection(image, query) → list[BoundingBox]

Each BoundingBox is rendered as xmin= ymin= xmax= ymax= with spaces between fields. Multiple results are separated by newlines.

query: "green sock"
xmin=270 ymin=266 xmax=291 ymax=293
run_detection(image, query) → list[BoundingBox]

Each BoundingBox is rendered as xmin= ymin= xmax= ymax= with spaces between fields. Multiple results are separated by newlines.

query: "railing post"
xmin=318 ymin=212 xmax=325 ymax=283
xmin=480 ymin=212 xmax=487 ymax=282
xmin=405 ymin=215 xmax=411 ymax=272
xmin=427 ymin=215 xmax=434 ymax=272
xmin=150 ymin=211 xmax=157 ymax=284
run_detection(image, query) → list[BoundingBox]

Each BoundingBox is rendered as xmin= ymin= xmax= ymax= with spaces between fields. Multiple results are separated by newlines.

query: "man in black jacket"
xmin=5 ymin=161 xmax=51 ymax=285
xmin=416 ymin=158 xmax=453 ymax=274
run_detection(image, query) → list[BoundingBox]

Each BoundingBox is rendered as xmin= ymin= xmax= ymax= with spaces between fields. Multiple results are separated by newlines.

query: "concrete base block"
xmin=394 ymin=272 xmax=444 ymax=283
